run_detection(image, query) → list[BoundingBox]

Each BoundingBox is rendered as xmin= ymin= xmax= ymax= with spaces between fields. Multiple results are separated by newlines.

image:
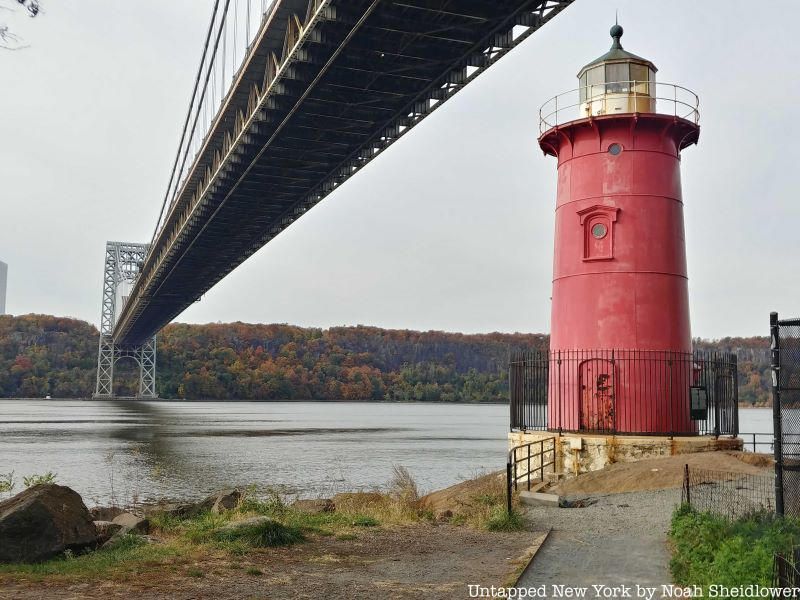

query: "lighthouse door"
xmin=579 ymin=359 xmax=616 ymax=432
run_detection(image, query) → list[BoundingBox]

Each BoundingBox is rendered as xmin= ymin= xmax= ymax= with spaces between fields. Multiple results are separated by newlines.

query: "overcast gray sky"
xmin=1 ymin=0 xmax=798 ymax=339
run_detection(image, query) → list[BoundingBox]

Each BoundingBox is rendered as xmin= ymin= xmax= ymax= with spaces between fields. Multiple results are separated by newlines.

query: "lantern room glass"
xmin=578 ymin=59 xmax=656 ymax=117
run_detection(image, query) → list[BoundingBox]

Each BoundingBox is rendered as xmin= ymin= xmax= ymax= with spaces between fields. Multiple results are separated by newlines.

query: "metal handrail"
xmin=506 ymin=437 xmax=556 ymax=514
xmin=738 ymin=431 xmax=800 ymax=454
xmin=539 ymin=81 xmax=700 ymax=134
xmin=738 ymin=431 xmax=775 ymax=453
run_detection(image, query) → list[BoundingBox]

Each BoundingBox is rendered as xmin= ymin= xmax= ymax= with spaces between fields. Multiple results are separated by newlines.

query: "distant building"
xmin=0 ymin=261 xmax=6 ymax=315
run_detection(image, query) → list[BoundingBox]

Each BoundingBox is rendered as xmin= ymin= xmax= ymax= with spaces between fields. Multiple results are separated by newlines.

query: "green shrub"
xmin=669 ymin=505 xmax=800 ymax=588
xmin=184 ymin=511 xmax=228 ymax=544
xmin=238 ymin=489 xmax=288 ymax=518
xmin=23 ymin=472 xmax=57 ymax=488
xmin=214 ymin=520 xmax=305 ymax=548
xmin=0 ymin=471 xmax=15 ymax=495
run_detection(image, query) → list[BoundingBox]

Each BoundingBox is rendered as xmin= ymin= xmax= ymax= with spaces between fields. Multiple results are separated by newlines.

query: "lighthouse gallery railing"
xmin=509 ymin=349 xmax=738 ymax=436
xmin=538 ymin=81 xmax=700 ymax=134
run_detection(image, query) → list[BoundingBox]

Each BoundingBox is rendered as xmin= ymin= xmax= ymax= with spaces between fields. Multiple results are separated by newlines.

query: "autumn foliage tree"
xmin=0 ymin=314 xmax=772 ymax=405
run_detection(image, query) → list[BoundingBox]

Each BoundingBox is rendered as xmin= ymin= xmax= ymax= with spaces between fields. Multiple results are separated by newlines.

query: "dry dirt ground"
xmin=0 ymin=524 xmax=547 ymax=600
xmin=552 ymin=450 xmax=772 ymax=496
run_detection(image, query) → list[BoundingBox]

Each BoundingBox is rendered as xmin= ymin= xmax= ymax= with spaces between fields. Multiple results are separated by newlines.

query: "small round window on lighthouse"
xmin=608 ymin=143 xmax=622 ymax=156
xmin=591 ymin=223 xmax=608 ymax=239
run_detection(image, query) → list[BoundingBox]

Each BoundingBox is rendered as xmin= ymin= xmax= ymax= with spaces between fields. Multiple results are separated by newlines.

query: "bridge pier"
xmin=93 ymin=242 xmax=158 ymax=399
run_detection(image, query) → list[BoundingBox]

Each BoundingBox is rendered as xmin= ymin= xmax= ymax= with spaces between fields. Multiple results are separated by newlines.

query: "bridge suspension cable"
xmin=152 ymin=0 xmax=274 ymax=247
xmin=151 ymin=0 xmax=221 ymax=247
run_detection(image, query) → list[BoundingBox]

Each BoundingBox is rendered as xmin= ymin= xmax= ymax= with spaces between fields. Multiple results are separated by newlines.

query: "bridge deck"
xmin=114 ymin=0 xmax=573 ymax=345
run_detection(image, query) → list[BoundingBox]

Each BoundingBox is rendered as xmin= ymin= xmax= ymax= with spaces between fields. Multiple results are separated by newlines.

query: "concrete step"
xmin=519 ymin=491 xmax=562 ymax=507
xmin=529 ymin=481 xmax=549 ymax=494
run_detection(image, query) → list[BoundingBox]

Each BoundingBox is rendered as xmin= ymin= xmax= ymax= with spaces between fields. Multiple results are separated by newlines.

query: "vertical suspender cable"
xmin=153 ymin=0 xmax=233 ymax=248
xmin=222 ymin=14 xmax=227 ymax=98
xmin=234 ymin=0 xmax=238 ymax=78
xmin=151 ymin=0 xmax=222 ymax=246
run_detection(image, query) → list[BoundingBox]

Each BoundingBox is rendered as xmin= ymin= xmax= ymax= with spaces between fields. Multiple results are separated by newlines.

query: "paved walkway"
xmin=517 ymin=488 xmax=679 ymax=598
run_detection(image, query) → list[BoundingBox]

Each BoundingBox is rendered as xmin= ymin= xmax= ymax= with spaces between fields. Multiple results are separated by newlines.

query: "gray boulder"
xmin=93 ymin=520 xmax=123 ymax=545
xmin=145 ymin=489 xmax=242 ymax=520
xmin=0 ymin=484 xmax=97 ymax=563
xmin=89 ymin=506 xmax=125 ymax=522
xmin=144 ymin=501 xmax=197 ymax=519
xmin=111 ymin=512 xmax=150 ymax=534
xmin=203 ymin=489 xmax=243 ymax=514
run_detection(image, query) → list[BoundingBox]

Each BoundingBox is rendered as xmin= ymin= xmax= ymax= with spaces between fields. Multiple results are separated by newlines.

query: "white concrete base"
xmin=509 ymin=430 xmax=743 ymax=479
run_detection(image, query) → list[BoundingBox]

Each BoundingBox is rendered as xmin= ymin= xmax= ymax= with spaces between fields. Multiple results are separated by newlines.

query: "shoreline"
xmin=0 ymin=397 xmax=511 ymax=405
xmin=0 ymin=397 xmax=776 ymax=408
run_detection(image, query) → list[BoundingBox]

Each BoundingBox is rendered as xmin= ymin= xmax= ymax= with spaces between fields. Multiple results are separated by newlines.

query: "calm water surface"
xmin=0 ymin=401 xmax=773 ymax=506
xmin=0 ymin=401 xmax=508 ymax=505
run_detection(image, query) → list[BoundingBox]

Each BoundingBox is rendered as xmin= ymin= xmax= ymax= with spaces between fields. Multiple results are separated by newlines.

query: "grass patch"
xmin=245 ymin=567 xmax=263 ymax=576
xmin=0 ymin=535 xmax=185 ymax=581
xmin=669 ymin=504 xmax=800 ymax=588
xmin=485 ymin=507 xmax=526 ymax=532
xmin=182 ymin=511 xmax=229 ymax=544
xmin=351 ymin=516 xmax=378 ymax=527
xmin=186 ymin=567 xmax=204 ymax=578
xmin=417 ymin=470 xmax=529 ymax=531
xmin=148 ymin=511 xmax=183 ymax=533
xmin=214 ymin=520 xmax=305 ymax=548
xmin=474 ymin=493 xmax=501 ymax=506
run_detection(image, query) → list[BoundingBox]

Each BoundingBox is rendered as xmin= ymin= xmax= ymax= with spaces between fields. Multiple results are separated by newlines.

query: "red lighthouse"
xmin=538 ymin=25 xmax=701 ymax=434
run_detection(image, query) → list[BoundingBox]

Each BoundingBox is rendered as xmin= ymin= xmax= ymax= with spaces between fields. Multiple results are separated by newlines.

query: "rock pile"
xmin=0 ymin=484 xmax=97 ymax=563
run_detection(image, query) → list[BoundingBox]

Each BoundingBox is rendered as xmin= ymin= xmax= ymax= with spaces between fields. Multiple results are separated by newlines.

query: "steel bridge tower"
xmin=93 ymin=242 xmax=157 ymax=399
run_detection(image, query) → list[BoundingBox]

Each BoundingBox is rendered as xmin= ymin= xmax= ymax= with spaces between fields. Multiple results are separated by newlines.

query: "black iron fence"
xmin=506 ymin=437 xmax=556 ymax=513
xmin=772 ymin=313 xmax=800 ymax=517
xmin=510 ymin=349 xmax=738 ymax=436
xmin=681 ymin=465 xmax=775 ymax=519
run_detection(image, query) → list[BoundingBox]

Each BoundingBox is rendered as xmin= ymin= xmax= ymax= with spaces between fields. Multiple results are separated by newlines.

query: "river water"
xmin=0 ymin=400 xmax=773 ymax=506
xmin=0 ymin=400 xmax=510 ymax=505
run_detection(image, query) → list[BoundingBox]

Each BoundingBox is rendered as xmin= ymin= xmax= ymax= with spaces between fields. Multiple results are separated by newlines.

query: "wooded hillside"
xmin=0 ymin=314 xmax=770 ymax=404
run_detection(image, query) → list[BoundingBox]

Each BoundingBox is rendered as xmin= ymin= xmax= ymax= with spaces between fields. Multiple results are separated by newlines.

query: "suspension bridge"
xmin=94 ymin=0 xmax=574 ymax=397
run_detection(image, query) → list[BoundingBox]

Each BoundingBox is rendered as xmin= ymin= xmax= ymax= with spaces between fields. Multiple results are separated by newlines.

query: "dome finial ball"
xmin=610 ymin=23 xmax=623 ymax=40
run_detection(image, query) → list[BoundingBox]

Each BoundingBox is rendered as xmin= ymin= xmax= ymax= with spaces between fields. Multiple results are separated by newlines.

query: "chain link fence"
xmin=772 ymin=313 xmax=800 ymax=517
xmin=681 ymin=465 xmax=775 ymax=519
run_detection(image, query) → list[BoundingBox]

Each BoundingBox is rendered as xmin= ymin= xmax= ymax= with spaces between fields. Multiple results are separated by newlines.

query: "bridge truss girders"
xmin=114 ymin=0 xmax=575 ymax=345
